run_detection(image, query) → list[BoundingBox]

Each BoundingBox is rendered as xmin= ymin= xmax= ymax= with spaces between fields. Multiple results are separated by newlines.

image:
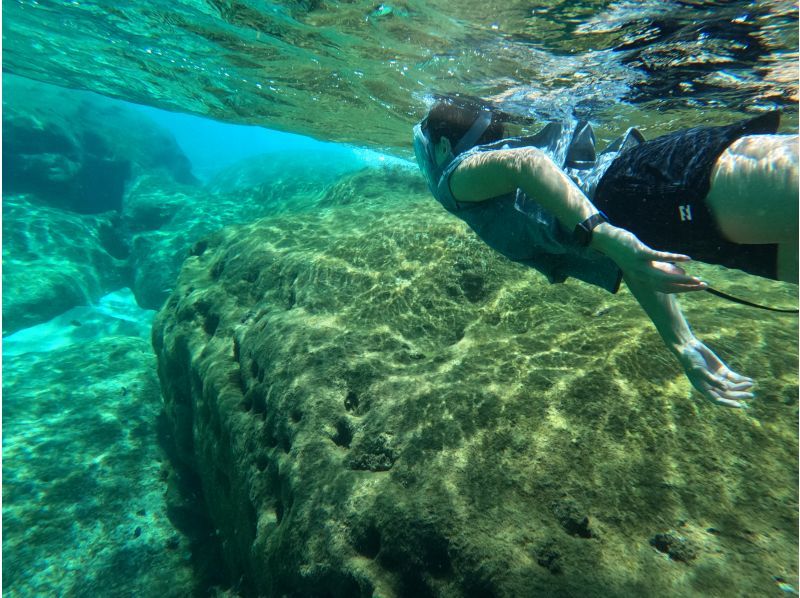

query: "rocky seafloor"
xmin=2 ymin=334 xmax=198 ymax=596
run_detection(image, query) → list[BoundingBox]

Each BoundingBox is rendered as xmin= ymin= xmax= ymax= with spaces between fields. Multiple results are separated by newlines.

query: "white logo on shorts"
xmin=678 ymin=205 xmax=693 ymax=222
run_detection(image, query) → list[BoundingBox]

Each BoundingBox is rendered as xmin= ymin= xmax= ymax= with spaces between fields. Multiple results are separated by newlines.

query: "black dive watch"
xmin=573 ymin=212 xmax=608 ymax=247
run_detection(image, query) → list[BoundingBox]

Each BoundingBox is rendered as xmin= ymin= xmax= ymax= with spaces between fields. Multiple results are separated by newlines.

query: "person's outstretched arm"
xmin=623 ymin=273 xmax=755 ymax=407
xmin=449 ymin=147 xmax=707 ymax=294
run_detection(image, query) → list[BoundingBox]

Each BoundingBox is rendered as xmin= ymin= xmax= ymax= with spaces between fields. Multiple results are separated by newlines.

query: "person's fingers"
xmin=700 ymin=368 xmax=755 ymax=396
xmin=652 ymin=261 xmax=688 ymax=276
xmin=722 ymin=370 xmax=754 ymax=385
xmin=708 ymin=388 xmax=750 ymax=408
xmin=711 ymin=366 xmax=754 ymax=390
xmin=723 ymin=380 xmax=754 ymax=392
xmin=714 ymin=396 xmax=746 ymax=408
xmin=647 ymin=263 xmax=706 ymax=286
xmin=696 ymin=368 xmax=738 ymax=392
xmin=720 ymin=389 xmax=755 ymax=401
xmin=644 ymin=250 xmax=692 ymax=263
xmin=657 ymin=274 xmax=707 ymax=288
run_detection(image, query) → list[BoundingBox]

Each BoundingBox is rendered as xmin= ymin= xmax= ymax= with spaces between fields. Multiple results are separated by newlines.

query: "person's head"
xmin=419 ymin=96 xmax=505 ymax=165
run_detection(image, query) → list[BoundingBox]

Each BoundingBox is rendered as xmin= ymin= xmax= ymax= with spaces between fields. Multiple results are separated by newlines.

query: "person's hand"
xmin=675 ymin=339 xmax=755 ymax=408
xmin=591 ymin=224 xmax=707 ymax=294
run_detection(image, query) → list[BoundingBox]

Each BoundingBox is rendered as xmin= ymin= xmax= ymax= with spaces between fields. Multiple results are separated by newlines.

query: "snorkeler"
xmin=412 ymin=96 xmax=798 ymax=408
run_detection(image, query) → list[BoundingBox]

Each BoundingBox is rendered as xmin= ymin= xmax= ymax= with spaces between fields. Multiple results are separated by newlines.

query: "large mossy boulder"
xmin=2 ymin=75 xmax=195 ymax=214
xmin=152 ymin=173 xmax=797 ymax=597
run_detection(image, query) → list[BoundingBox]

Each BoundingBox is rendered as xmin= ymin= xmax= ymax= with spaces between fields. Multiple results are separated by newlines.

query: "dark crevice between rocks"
xmin=251 ymin=387 xmax=267 ymax=418
xmin=352 ymin=523 xmax=381 ymax=559
xmin=264 ymin=424 xmax=279 ymax=449
xmin=189 ymin=240 xmax=208 ymax=257
xmin=232 ymin=336 xmax=241 ymax=364
xmin=203 ymin=312 xmax=220 ymax=336
xmin=534 ymin=541 xmax=562 ymax=575
xmin=155 ymin=411 xmax=232 ymax=595
xmin=344 ymin=389 xmax=360 ymax=413
xmin=97 ymin=216 xmax=131 ymax=260
xmin=255 ymin=453 xmax=270 ymax=472
xmin=279 ymin=433 xmax=292 ymax=454
xmin=553 ymin=499 xmax=594 ymax=539
xmin=458 ymin=272 xmax=489 ymax=303
xmin=650 ymin=531 xmax=698 ymax=563
xmin=332 ymin=418 xmax=354 ymax=448
xmin=376 ymin=521 xmax=453 ymax=598
xmin=348 ymin=433 xmax=397 ymax=471
xmin=249 ymin=359 xmax=260 ymax=381
xmin=230 ymin=366 xmax=246 ymax=395
xmin=331 ymin=418 xmax=353 ymax=448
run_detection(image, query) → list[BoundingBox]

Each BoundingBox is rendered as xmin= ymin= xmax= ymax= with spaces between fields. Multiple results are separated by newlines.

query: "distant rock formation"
xmin=2 ymin=76 xmax=421 ymax=331
xmin=124 ymin=166 xmax=424 ymax=311
xmin=2 ymin=76 xmax=200 ymax=333
xmin=152 ymin=177 xmax=798 ymax=597
xmin=3 ymin=75 xmax=196 ymax=214
xmin=2 ymin=194 xmax=129 ymax=334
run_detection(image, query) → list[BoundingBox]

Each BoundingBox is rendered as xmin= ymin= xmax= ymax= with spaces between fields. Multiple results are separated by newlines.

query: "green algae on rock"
xmin=153 ymin=169 xmax=798 ymax=597
xmin=124 ymin=163 xmax=420 ymax=311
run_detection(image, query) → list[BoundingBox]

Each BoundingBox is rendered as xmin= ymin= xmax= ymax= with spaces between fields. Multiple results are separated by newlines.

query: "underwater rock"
xmin=122 ymin=172 xmax=277 ymax=310
xmin=2 ymin=75 xmax=196 ymax=214
xmin=650 ymin=531 xmax=697 ymax=563
xmin=121 ymin=175 xmax=191 ymax=233
xmin=2 ymin=195 xmax=129 ymax=335
xmin=204 ymin=147 xmax=365 ymax=207
xmin=2 ymin=337 xmax=197 ymax=596
xmin=153 ymin=178 xmax=797 ymax=596
xmin=127 ymin=166 xmax=419 ymax=311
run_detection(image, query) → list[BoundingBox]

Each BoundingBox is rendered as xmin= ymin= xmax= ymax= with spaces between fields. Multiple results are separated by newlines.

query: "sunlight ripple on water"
xmin=2 ymin=0 xmax=796 ymax=150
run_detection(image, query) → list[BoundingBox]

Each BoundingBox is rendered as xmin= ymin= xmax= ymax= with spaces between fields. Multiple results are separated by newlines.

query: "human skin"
xmin=705 ymin=134 xmax=799 ymax=283
xmin=440 ymin=137 xmax=791 ymax=407
xmin=442 ymin=141 xmax=708 ymax=294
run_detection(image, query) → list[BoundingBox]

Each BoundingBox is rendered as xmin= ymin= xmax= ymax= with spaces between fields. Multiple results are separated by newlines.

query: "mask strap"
xmin=453 ymin=110 xmax=493 ymax=155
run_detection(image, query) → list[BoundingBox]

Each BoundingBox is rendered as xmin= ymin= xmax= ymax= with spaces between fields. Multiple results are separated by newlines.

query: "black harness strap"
xmin=705 ymin=287 xmax=799 ymax=314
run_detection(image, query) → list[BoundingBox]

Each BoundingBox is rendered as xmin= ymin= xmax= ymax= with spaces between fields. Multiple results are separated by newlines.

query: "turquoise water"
xmin=2 ymin=2 xmax=798 ymax=597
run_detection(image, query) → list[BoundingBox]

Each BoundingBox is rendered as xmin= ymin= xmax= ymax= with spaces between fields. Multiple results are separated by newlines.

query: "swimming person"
xmin=412 ymin=96 xmax=798 ymax=408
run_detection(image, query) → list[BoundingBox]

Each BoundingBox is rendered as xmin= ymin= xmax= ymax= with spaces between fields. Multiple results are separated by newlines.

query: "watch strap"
xmin=573 ymin=212 xmax=608 ymax=246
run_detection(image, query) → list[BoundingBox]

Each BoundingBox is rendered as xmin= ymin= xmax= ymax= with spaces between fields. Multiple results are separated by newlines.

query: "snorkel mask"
xmin=413 ymin=109 xmax=493 ymax=194
xmin=413 ymin=121 xmax=438 ymax=194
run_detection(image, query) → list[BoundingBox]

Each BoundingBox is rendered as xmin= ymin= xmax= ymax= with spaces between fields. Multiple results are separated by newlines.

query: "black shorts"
xmin=593 ymin=112 xmax=781 ymax=280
